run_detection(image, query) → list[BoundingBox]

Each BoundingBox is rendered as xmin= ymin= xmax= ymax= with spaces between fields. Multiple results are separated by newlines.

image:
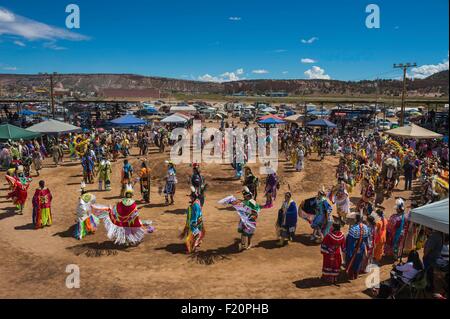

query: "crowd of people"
xmin=1 ymin=118 xmax=448 ymax=299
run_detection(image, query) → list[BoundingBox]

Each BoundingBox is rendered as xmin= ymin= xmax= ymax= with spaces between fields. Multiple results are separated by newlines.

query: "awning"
xmin=384 ymin=124 xmax=443 ymax=139
xmin=110 ymin=115 xmax=147 ymax=126
xmin=0 ymin=124 xmax=42 ymax=141
xmin=306 ymin=119 xmax=337 ymax=128
xmin=410 ymin=198 xmax=449 ymax=233
xmin=161 ymin=114 xmax=188 ymax=124
xmin=27 ymin=119 xmax=82 ymax=134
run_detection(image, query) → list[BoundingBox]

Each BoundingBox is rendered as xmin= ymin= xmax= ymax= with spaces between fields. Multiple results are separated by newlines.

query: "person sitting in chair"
xmin=391 ymin=250 xmax=424 ymax=285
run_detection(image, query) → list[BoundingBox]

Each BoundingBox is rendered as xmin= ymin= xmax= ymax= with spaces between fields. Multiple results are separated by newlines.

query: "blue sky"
xmin=0 ymin=0 xmax=448 ymax=81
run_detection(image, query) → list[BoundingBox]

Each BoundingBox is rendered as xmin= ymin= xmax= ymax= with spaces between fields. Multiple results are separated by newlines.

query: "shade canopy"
xmin=306 ymin=119 xmax=337 ymax=128
xmin=260 ymin=107 xmax=277 ymax=113
xmin=27 ymin=119 xmax=82 ymax=134
xmin=0 ymin=124 xmax=41 ymax=141
xmin=259 ymin=114 xmax=284 ymax=121
xmin=161 ymin=114 xmax=188 ymax=124
xmin=384 ymin=124 xmax=443 ymax=139
xmin=284 ymin=114 xmax=304 ymax=123
xmin=410 ymin=198 xmax=449 ymax=234
xmin=169 ymin=105 xmax=197 ymax=113
xmin=18 ymin=109 xmax=39 ymax=116
xmin=110 ymin=115 xmax=147 ymax=126
xmin=143 ymin=106 xmax=158 ymax=114
xmin=258 ymin=117 xmax=286 ymax=125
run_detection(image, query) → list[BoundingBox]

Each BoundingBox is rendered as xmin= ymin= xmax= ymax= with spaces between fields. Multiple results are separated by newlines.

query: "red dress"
xmin=321 ymin=231 xmax=346 ymax=279
xmin=103 ymin=199 xmax=145 ymax=245
xmin=5 ymin=175 xmax=30 ymax=206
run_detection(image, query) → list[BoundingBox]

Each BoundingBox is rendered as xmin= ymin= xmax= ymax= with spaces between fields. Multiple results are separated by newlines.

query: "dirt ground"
xmin=0 ymin=128 xmax=415 ymax=299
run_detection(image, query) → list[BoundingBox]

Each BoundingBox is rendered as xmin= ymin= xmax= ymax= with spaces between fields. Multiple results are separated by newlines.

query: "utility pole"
xmin=394 ymin=63 xmax=417 ymax=126
xmin=41 ymin=72 xmax=57 ymax=119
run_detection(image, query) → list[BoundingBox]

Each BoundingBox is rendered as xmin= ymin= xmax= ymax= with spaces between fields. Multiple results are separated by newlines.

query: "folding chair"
xmin=390 ymin=270 xmax=427 ymax=299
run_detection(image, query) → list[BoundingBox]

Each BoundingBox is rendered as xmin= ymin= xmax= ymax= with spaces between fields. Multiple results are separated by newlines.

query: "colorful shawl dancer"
xmin=218 ymin=195 xmax=260 ymax=235
xmin=97 ymin=198 xmax=152 ymax=246
xmin=183 ymin=198 xmax=205 ymax=253
xmin=32 ymin=187 xmax=53 ymax=228
xmin=299 ymin=197 xmax=333 ymax=235
xmin=74 ymin=193 xmax=100 ymax=240
xmin=5 ymin=175 xmax=31 ymax=211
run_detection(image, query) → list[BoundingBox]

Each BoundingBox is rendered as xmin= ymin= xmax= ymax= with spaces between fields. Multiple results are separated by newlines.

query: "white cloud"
xmin=304 ymin=66 xmax=331 ymax=80
xmin=252 ymin=69 xmax=269 ymax=74
xmin=43 ymin=42 xmax=67 ymax=50
xmin=410 ymin=55 xmax=449 ymax=79
xmin=198 ymin=68 xmax=244 ymax=82
xmin=0 ymin=6 xmax=89 ymax=42
xmin=2 ymin=66 xmax=18 ymax=71
xmin=275 ymin=49 xmax=287 ymax=53
xmin=301 ymin=58 xmax=317 ymax=64
xmin=229 ymin=17 xmax=242 ymax=21
xmin=301 ymin=37 xmax=319 ymax=44
xmin=13 ymin=40 xmax=25 ymax=47
xmin=0 ymin=8 xmax=15 ymax=22
xmin=282 ymin=71 xmax=289 ymax=75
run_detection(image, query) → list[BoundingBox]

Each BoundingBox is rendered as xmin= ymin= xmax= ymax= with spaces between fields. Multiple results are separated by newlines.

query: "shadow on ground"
xmin=67 ymin=241 xmax=131 ymax=257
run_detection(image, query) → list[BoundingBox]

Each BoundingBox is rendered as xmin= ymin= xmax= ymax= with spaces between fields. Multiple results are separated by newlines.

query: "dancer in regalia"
xmin=384 ymin=198 xmax=409 ymax=260
xmin=102 ymin=185 xmax=147 ymax=246
xmin=5 ymin=166 xmax=31 ymax=214
xmin=263 ymin=165 xmax=279 ymax=209
xmin=276 ymin=191 xmax=298 ymax=246
xmin=238 ymin=187 xmax=261 ymax=251
xmin=97 ymin=158 xmax=112 ymax=191
xmin=321 ymin=223 xmax=345 ymax=283
xmin=329 ymin=181 xmax=350 ymax=225
xmin=120 ymin=159 xmax=133 ymax=197
xmin=311 ymin=188 xmax=333 ymax=243
xmin=373 ymin=209 xmax=387 ymax=263
xmin=32 ymin=180 xmax=53 ymax=228
xmin=243 ymin=167 xmax=259 ymax=200
xmin=74 ymin=182 xmax=99 ymax=240
xmin=139 ymin=161 xmax=151 ymax=203
xmin=190 ymin=163 xmax=207 ymax=206
xmin=81 ymin=153 xmax=95 ymax=184
xmin=295 ymin=145 xmax=305 ymax=172
xmin=345 ymin=214 xmax=369 ymax=280
xmin=180 ymin=186 xmax=205 ymax=253
xmin=163 ymin=161 xmax=177 ymax=205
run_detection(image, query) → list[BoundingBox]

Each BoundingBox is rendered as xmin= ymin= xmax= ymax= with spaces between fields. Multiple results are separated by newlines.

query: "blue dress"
xmin=345 ymin=223 xmax=369 ymax=277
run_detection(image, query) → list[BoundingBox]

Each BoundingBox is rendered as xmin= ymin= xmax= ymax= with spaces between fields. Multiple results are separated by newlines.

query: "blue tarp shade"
xmin=410 ymin=198 xmax=449 ymax=234
xmin=19 ymin=110 xmax=39 ymax=116
xmin=306 ymin=119 xmax=337 ymax=128
xmin=110 ymin=115 xmax=147 ymax=126
xmin=258 ymin=118 xmax=286 ymax=125
xmin=144 ymin=106 xmax=158 ymax=114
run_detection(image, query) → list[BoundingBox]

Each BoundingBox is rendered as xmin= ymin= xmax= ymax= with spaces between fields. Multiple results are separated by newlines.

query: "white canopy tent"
xmin=410 ymin=198 xmax=449 ymax=234
xmin=384 ymin=124 xmax=443 ymax=139
xmin=169 ymin=105 xmax=197 ymax=113
xmin=27 ymin=119 xmax=82 ymax=134
xmin=284 ymin=114 xmax=304 ymax=123
xmin=261 ymin=107 xmax=277 ymax=113
xmin=161 ymin=114 xmax=188 ymax=124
